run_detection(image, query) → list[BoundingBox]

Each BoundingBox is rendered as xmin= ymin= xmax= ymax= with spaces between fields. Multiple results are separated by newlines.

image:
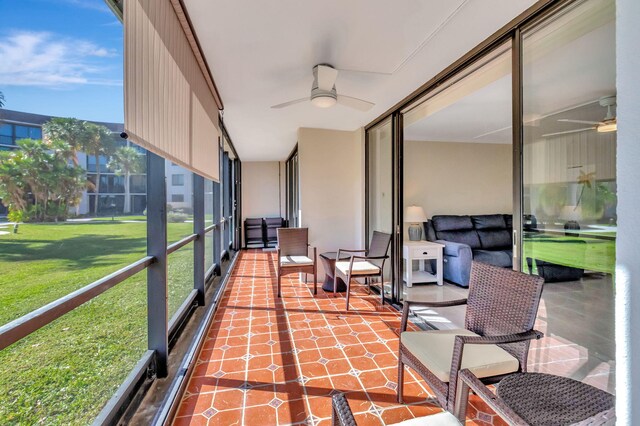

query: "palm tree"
xmin=0 ymin=90 xmax=5 ymax=108
xmin=42 ymin=118 xmax=87 ymax=165
xmin=107 ymin=146 xmax=144 ymax=214
xmin=84 ymin=123 xmax=116 ymax=215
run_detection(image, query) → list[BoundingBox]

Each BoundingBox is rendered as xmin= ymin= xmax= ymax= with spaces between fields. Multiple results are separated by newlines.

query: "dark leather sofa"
xmin=424 ymin=214 xmax=512 ymax=286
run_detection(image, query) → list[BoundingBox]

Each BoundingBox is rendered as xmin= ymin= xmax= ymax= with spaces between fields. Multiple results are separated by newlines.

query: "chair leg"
xmin=367 ymin=277 xmax=371 ymax=295
xmin=397 ymin=358 xmax=405 ymax=403
xmin=313 ymin=265 xmax=317 ymax=295
xmin=345 ymin=272 xmax=352 ymax=311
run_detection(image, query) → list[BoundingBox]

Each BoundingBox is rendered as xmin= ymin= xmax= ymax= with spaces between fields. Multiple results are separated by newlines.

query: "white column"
xmin=615 ymin=0 xmax=640 ymax=423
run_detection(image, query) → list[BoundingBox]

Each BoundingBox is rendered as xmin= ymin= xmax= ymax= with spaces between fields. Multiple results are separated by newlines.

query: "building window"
xmin=0 ymin=123 xmax=42 ymax=147
xmin=172 ymin=174 xmax=184 ymax=186
xmin=171 ymin=194 xmax=184 ymax=203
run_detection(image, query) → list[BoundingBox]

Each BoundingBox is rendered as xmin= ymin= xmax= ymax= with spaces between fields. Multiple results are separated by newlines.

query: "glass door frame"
xmin=364 ymin=0 xmax=580 ymax=305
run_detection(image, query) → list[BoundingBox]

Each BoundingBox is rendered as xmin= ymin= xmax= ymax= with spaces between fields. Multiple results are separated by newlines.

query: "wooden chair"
xmin=334 ymin=231 xmax=391 ymax=311
xmin=398 ymin=261 xmax=544 ymax=412
xmin=276 ymin=228 xmax=317 ymax=297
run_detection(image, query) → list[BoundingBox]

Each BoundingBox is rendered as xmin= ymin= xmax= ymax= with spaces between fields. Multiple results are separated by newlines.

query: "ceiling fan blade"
xmin=542 ymin=127 xmax=594 ymax=137
xmin=270 ymin=98 xmax=308 ymax=109
xmin=558 ymin=119 xmax=602 ymax=125
xmin=336 ymin=95 xmax=374 ymax=112
xmin=316 ymin=65 xmax=338 ymax=91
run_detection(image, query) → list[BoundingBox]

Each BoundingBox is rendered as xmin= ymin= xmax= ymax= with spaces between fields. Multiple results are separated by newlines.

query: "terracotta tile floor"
xmin=174 ymin=250 xmax=506 ymax=426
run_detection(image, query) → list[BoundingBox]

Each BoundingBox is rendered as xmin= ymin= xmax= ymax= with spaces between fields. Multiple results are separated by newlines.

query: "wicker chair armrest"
xmin=404 ymin=298 xmax=469 ymax=308
xmin=455 ymin=330 xmax=544 ymax=346
xmin=331 ymin=393 xmax=356 ymax=426
xmin=454 ymin=369 xmax=529 ymax=425
xmin=336 ymin=249 xmax=367 ymax=253
xmin=400 ymin=298 xmax=468 ymax=332
xmin=350 ymin=255 xmax=389 ymax=261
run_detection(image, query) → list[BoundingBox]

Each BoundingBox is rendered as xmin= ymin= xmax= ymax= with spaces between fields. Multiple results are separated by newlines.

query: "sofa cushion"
xmin=503 ymin=214 xmax=513 ymax=229
xmin=477 ymin=229 xmax=512 ymax=250
xmin=472 ymin=249 xmax=512 ymax=268
xmin=471 ymin=214 xmax=506 ymax=230
xmin=437 ymin=230 xmax=481 ymax=249
xmin=400 ymin=329 xmax=519 ymax=383
xmin=431 ymin=215 xmax=474 ymax=232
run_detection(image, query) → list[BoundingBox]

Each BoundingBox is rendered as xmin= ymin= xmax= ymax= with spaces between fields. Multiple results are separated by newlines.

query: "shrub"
xmin=167 ymin=212 xmax=189 ymax=223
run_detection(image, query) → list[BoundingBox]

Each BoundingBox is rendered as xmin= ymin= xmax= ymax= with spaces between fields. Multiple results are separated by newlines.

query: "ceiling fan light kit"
xmin=271 ymin=64 xmax=375 ymax=111
xmin=311 ymin=93 xmax=337 ymax=108
xmin=544 ymin=95 xmax=617 ymax=137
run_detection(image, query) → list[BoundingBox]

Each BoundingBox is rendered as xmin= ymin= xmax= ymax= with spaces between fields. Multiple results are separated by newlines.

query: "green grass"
xmin=0 ymin=220 xmax=195 ymax=425
xmin=523 ymin=234 xmax=616 ymax=274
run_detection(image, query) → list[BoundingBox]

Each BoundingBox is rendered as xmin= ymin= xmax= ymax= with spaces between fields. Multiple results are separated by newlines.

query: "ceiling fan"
xmin=542 ymin=96 xmax=617 ymax=137
xmin=270 ymin=64 xmax=375 ymax=112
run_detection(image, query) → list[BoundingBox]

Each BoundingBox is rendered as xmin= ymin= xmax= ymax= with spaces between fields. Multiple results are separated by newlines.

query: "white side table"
xmin=402 ymin=241 xmax=444 ymax=287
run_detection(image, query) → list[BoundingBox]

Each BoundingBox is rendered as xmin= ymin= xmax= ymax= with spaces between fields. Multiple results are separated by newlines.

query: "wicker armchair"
xmin=276 ymin=228 xmax=317 ymax=297
xmin=398 ymin=262 xmax=544 ymax=411
xmin=334 ymin=231 xmax=391 ymax=311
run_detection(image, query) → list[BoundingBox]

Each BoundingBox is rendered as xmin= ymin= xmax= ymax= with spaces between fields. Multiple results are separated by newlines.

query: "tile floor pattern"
xmin=174 ymin=250 xmax=507 ymax=426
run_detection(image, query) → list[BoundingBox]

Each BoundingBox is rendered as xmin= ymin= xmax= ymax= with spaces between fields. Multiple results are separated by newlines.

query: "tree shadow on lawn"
xmin=0 ymin=233 xmax=146 ymax=269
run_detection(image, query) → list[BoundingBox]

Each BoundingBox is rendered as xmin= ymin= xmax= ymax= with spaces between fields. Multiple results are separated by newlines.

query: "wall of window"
xmin=0 ymin=2 xmax=240 ymax=424
xmin=364 ymin=0 xmax=618 ymax=306
xmin=0 ymin=123 xmax=42 ymax=148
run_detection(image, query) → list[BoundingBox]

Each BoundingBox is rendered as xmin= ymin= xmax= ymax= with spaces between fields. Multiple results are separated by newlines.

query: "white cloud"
xmin=0 ymin=31 xmax=122 ymax=87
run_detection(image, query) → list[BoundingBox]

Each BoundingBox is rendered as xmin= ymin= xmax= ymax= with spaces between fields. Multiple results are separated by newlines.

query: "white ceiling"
xmin=404 ymin=1 xmax=616 ymax=144
xmin=184 ymin=0 xmax=538 ymax=161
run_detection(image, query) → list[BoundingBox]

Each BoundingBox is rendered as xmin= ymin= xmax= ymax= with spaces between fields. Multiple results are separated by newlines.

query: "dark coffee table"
xmin=319 ymin=252 xmax=350 ymax=292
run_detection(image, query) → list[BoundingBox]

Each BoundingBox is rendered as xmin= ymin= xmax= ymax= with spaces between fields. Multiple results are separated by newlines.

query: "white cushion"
xmin=390 ymin=412 xmax=461 ymax=426
xmin=401 ymin=329 xmax=519 ymax=383
xmin=280 ymin=255 xmax=313 ymax=266
xmin=335 ymin=260 xmax=380 ymax=276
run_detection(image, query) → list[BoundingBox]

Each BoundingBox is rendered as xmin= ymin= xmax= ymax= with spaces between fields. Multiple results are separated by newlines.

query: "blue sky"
xmin=0 ymin=0 xmax=124 ymax=123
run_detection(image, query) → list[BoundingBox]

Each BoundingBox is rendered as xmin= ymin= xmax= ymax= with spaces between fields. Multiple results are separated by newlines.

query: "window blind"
xmin=124 ymin=0 xmax=220 ymax=181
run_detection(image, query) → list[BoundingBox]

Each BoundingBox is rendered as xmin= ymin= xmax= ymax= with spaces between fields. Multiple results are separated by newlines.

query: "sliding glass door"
xmin=366 ymin=118 xmax=394 ymax=300
xmin=520 ymin=0 xmax=616 ymax=365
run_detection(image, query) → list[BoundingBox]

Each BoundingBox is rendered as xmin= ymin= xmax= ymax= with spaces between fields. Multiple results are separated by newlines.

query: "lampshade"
xmin=405 ymin=205 xmax=427 ymax=223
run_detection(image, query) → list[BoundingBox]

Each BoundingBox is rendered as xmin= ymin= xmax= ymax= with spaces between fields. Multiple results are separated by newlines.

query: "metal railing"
xmin=0 ymin=256 xmax=154 ymax=351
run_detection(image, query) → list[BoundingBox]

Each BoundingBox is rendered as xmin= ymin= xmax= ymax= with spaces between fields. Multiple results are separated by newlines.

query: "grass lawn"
xmin=523 ymin=233 xmax=616 ymax=274
xmin=0 ymin=220 xmax=196 ymax=425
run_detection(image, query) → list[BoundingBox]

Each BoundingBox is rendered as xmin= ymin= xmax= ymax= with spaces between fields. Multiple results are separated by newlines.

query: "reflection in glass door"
xmin=521 ymin=0 xmax=616 ymax=372
xmin=400 ymin=43 xmax=512 ymax=302
xmin=366 ymin=118 xmax=393 ymax=300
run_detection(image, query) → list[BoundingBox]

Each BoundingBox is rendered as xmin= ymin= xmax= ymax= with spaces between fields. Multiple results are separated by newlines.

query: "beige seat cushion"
xmin=280 ymin=255 xmax=313 ymax=266
xmin=390 ymin=412 xmax=461 ymax=426
xmin=401 ymin=329 xmax=519 ymax=382
xmin=335 ymin=260 xmax=380 ymax=276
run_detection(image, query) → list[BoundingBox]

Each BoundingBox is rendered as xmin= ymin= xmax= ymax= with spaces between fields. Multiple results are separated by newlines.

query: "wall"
xmin=241 ymin=161 xmax=282 ymax=244
xmin=615 ymin=0 xmax=640 ymax=422
xmin=298 ymin=127 xmax=365 ymax=277
xmin=403 ymin=141 xmax=512 ymax=231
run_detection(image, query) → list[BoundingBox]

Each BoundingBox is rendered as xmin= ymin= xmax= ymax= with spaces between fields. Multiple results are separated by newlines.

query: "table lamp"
xmin=405 ymin=205 xmax=427 ymax=241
